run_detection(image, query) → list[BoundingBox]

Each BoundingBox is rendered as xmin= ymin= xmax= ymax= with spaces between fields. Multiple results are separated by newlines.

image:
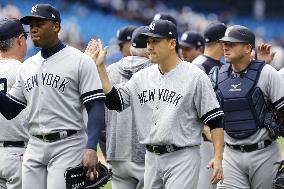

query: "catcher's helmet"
xmin=220 ymin=25 xmax=255 ymax=48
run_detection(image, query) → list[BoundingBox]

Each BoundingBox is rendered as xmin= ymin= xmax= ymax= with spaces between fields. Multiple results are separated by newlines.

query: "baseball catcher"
xmin=273 ymin=160 xmax=284 ymax=189
xmin=65 ymin=162 xmax=112 ymax=189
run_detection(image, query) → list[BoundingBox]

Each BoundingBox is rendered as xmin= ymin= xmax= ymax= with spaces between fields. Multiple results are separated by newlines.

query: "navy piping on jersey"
xmin=0 ymin=92 xmax=25 ymax=120
xmin=105 ymin=87 xmax=123 ymax=111
xmin=81 ymin=89 xmax=105 ymax=105
xmin=201 ymin=107 xmax=224 ymax=124
xmin=41 ymin=41 xmax=66 ymax=59
xmin=273 ymin=96 xmax=284 ymax=110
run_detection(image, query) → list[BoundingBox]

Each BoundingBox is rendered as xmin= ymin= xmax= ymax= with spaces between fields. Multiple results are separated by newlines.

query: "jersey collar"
xmin=41 ymin=41 xmax=66 ymax=59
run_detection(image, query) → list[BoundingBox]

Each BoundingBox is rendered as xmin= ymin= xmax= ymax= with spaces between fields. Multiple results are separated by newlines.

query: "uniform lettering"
xmin=58 ymin=79 xmax=69 ymax=93
xmin=52 ymin=75 xmax=61 ymax=88
xmin=137 ymin=88 xmax=183 ymax=106
xmin=24 ymin=73 xmax=70 ymax=93
xmin=149 ymin=89 xmax=155 ymax=102
xmin=173 ymin=94 xmax=183 ymax=106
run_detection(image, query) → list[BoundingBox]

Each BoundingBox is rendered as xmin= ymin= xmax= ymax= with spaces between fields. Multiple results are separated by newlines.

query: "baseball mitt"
xmin=273 ymin=160 xmax=284 ymax=189
xmin=65 ymin=162 xmax=112 ymax=189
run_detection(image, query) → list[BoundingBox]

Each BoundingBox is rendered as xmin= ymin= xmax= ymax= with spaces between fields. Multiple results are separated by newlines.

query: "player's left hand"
xmin=81 ymin=149 xmax=99 ymax=180
xmin=207 ymin=158 xmax=224 ymax=185
xmin=256 ymin=43 xmax=276 ymax=64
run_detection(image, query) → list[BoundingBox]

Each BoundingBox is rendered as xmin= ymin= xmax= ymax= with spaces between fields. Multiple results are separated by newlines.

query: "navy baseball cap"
xmin=204 ymin=22 xmax=227 ymax=43
xmin=0 ymin=18 xmax=27 ymax=41
xmin=131 ymin=26 xmax=148 ymax=48
xmin=153 ymin=13 xmax=177 ymax=26
xmin=140 ymin=20 xmax=178 ymax=40
xmin=116 ymin=25 xmax=138 ymax=44
xmin=220 ymin=25 xmax=255 ymax=48
xmin=20 ymin=4 xmax=61 ymax=25
xmin=180 ymin=31 xmax=205 ymax=48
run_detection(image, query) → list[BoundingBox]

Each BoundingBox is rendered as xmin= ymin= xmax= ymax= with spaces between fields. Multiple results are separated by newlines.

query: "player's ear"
xmin=53 ymin=22 xmax=61 ymax=33
xmin=169 ymin=39 xmax=177 ymax=51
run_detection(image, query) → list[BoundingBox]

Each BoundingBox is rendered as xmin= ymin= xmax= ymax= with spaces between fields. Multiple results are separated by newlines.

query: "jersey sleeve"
xmin=79 ymin=54 xmax=105 ymax=105
xmin=264 ymin=65 xmax=284 ymax=110
xmin=194 ymin=71 xmax=224 ymax=124
xmin=7 ymin=67 xmax=27 ymax=107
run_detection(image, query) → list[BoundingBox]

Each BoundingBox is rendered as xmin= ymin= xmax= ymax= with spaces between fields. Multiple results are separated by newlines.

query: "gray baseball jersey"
xmin=106 ymin=56 xmax=150 ymax=162
xmin=0 ymin=59 xmax=29 ymax=141
xmin=115 ymin=61 xmax=223 ymax=146
xmin=218 ymin=64 xmax=284 ymax=189
xmin=0 ymin=59 xmax=29 ymax=189
xmin=8 ymin=45 xmax=104 ymax=135
xmin=7 ymin=45 xmax=104 ymax=189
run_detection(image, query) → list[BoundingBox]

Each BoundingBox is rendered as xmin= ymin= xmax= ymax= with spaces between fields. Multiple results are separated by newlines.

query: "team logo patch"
xmin=31 ymin=5 xmax=38 ymax=14
xmin=149 ymin=23 xmax=155 ymax=31
xmin=51 ymin=13 xmax=56 ymax=18
xmin=229 ymin=83 xmax=241 ymax=92
xmin=181 ymin=33 xmax=188 ymax=41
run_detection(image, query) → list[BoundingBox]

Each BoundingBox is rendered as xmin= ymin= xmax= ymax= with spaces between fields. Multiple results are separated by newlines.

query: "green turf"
xmin=278 ymin=138 xmax=284 ymax=148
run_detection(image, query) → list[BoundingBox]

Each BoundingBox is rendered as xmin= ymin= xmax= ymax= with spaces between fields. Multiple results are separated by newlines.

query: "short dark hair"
xmin=0 ymin=37 xmax=16 ymax=52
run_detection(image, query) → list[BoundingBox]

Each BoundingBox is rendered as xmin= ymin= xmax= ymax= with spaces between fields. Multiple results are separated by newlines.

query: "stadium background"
xmin=1 ymin=0 xmax=284 ymax=188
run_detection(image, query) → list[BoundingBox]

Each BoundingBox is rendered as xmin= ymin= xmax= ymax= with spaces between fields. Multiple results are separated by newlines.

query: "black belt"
xmin=34 ymin=130 xmax=77 ymax=142
xmin=0 ymin=141 xmax=26 ymax=148
xmin=226 ymin=140 xmax=272 ymax=152
xmin=146 ymin=144 xmax=187 ymax=155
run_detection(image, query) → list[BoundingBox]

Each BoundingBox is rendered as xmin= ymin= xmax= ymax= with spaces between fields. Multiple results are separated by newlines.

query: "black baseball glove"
xmin=273 ymin=160 xmax=284 ymax=189
xmin=65 ymin=162 xmax=112 ymax=189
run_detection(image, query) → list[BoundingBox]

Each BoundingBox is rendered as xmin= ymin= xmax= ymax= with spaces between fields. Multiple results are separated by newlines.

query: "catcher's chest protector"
xmin=216 ymin=61 xmax=266 ymax=139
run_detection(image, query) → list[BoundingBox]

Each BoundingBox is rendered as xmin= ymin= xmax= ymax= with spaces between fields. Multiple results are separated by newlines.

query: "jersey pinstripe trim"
xmin=7 ymin=94 xmax=27 ymax=107
xmin=114 ymin=86 xmax=124 ymax=110
xmin=273 ymin=97 xmax=284 ymax=110
xmin=201 ymin=107 xmax=224 ymax=124
xmin=81 ymin=89 xmax=105 ymax=104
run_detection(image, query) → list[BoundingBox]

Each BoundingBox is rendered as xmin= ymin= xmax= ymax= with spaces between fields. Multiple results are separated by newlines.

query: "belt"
xmin=33 ymin=130 xmax=77 ymax=142
xmin=0 ymin=141 xmax=26 ymax=148
xmin=226 ymin=140 xmax=272 ymax=153
xmin=146 ymin=144 xmax=188 ymax=155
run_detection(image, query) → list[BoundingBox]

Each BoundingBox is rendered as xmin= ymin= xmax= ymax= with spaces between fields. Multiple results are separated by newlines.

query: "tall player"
xmin=86 ymin=19 xmax=224 ymax=189
xmin=190 ymin=22 xmax=227 ymax=189
xmin=0 ymin=18 xmax=29 ymax=189
xmin=0 ymin=4 xmax=105 ymax=189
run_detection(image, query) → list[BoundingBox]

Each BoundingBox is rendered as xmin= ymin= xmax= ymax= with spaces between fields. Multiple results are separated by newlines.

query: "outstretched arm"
xmin=85 ymin=39 xmax=112 ymax=94
xmin=85 ymin=39 xmax=123 ymax=111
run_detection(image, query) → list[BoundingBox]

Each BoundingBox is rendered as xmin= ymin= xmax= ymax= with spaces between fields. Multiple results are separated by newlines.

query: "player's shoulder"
xmin=23 ymin=51 xmax=43 ymax=65
xmin=180 ymin=61 xmax=206 ymax=75
xmin=260 ymin=63 xmax=279 ymax=77
xmin=106 ymin=60 xmax=121 ymax=72
xmin=192 ymin=55 xmax=207 ymax=65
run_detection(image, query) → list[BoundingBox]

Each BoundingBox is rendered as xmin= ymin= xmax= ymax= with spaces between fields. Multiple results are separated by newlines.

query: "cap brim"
xmin=20 ymin=15 xmax=52 ymax=25
xmin=139 ymin=32 xmax=165 ymax=39
xmin=219 ymin=36 xmax=244 ymax=43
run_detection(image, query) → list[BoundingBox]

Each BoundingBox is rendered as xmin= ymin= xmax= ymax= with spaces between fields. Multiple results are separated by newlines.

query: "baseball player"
xmin=0 ymin=4 xmax=105 ymax=189
xmin=0 ymin=18 xmax=29 ymax=189
xmin=105 ymin=26 xmax=150 ymax=189
xmin=86 ymin=19 xmax=225 ymax=189
xmin=180 ymin=30 xmax=205 ymax=62
xmin=214 ymin=25 xmax=284 ymax=189
xmin=98 ymin=25 xmax=138 ymax=159
xmin=189 ymin=22 xmax=227 ymax=189
xmin=116 ymin=25 xmax=138 ymax=57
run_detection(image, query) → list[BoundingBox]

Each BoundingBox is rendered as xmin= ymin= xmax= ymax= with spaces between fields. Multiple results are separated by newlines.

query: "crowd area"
xmin=1 ymin=0 xmax=284 ymax=69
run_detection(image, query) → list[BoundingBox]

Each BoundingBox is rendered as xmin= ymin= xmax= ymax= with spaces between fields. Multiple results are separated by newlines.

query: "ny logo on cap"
xmin=181 ymin=33 xmax=188 ymax=41
xmin=51 ymin=14 xmax=56 ymax=18
xmin=116 ymin=30 xmax=120 ymax=38
xmin=149 ymin=23 xmax=155 ymax=31
xmin=225 ymin=27 xmax=232 ymax=37
xmin=31 ymin=5 xmax=38 ymax=14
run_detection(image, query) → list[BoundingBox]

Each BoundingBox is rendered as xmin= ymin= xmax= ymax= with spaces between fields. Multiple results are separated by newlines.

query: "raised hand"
xmin=257 ymin=43 xmax=276 ymax=64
